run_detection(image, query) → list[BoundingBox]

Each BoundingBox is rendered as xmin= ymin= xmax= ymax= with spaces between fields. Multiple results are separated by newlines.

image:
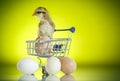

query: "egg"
xmin=45 ymin=56 xmax=61 ymax=74
xmin=18 ymin=75 xmax=38 ymax=81
xmin=60 ymin=75 xmax=76 ymax=81
xmin=60 ymin=57 xmax=76 ymax=74
xmin=45 ymin=75 xmax=60 ymax=81
xmin=17 ymin=58 xmax=39 ymax=74
xmin=35 ymin=36 xmax=51 ymax=55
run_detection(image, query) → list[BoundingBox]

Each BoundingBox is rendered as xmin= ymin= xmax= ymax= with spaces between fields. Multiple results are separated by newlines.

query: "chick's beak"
xmin=32 ymin=12 xmax=37 ymax=16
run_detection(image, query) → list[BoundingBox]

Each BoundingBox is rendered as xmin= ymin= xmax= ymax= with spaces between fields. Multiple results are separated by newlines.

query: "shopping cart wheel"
xmin=42 ymin=66 xmax=49 ymax=76
xmin=42 ymin=74 xmax=48 ymax=81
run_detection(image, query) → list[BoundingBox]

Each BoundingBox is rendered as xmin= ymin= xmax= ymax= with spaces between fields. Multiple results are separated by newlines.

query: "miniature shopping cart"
xmin=26 ymin=27 xmax=75 ymax=76
xmin=26 ymin=27 xmax=75 ymax=57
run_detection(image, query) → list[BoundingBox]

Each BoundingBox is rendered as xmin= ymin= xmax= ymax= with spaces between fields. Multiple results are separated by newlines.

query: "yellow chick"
xmin=32 ymin=7 xmax=55 ymax=40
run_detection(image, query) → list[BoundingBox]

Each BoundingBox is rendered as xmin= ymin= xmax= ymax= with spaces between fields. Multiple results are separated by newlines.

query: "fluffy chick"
xmin=32 ymin=7 xmax=55 ymax=40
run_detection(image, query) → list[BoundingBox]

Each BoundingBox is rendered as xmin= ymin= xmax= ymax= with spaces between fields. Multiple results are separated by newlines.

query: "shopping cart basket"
xmin=26 ymin=27 xmax=75 ymax=58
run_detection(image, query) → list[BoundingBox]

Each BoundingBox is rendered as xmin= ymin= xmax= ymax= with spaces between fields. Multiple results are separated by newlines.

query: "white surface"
xmin=18 ymin=75 xmax=38 ymax=81
xmin=45 ymin=75 xmax=60 ymax=81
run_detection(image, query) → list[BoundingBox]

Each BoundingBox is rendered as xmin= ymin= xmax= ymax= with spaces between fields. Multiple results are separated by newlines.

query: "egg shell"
xmin=45 ymin=56 xmax=61 ymax=74
xmin=60 ymin=57 xmax=76 ymax=74
xmin=17 ymin=58 xmax=39 ymax=74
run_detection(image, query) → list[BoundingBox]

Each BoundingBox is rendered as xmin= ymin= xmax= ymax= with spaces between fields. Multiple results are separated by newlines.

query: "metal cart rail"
xmin=26 ymin=27 xmax=75 ymax=58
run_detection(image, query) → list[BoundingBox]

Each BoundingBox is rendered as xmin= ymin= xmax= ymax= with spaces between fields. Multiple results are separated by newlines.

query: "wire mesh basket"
xmin=26 ymin=27 xmax=75 ymax=58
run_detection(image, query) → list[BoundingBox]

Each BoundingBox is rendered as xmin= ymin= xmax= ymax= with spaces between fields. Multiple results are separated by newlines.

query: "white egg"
xmin=45 ymin=56 xmax=61 ymax=74
xmin=17 ymin=58 xmax=39 ymax=74
xmin=45 ymin=75 xmax=60 ymax=81
xmin=18 ymin=75 xmax=38 ymax=81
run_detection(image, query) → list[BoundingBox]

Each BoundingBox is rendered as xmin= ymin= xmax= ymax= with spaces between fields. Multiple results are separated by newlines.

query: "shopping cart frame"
xmin=26 ymin=27 xmax=75 ymax=58
xmin=26 ymin=27 xmax=75 ymax=76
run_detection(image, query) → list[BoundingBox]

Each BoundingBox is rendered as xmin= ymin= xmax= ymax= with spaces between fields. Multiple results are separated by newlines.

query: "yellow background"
xmin=0 ymin=0 xmax=119 ymax=66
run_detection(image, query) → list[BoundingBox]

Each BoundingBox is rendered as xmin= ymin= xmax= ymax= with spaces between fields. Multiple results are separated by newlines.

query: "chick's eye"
xmin=36 ymin=11 xmax=46 ymax=14
xmin=42 ymin=12 xmax=46 ymax=14
xmin=37 ymin=11 xmax=41 ymax=14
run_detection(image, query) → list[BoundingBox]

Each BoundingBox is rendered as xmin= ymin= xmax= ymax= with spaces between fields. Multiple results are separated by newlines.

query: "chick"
xmin=32 ymin=7 xmax=55 ymax=40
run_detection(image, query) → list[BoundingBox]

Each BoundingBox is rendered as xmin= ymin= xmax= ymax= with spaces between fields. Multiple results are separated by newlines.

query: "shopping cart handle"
xmin=70 ymin=27 xmax=75 ymax=33
xmin=54 ymin=27 xmax=75 ymax=33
